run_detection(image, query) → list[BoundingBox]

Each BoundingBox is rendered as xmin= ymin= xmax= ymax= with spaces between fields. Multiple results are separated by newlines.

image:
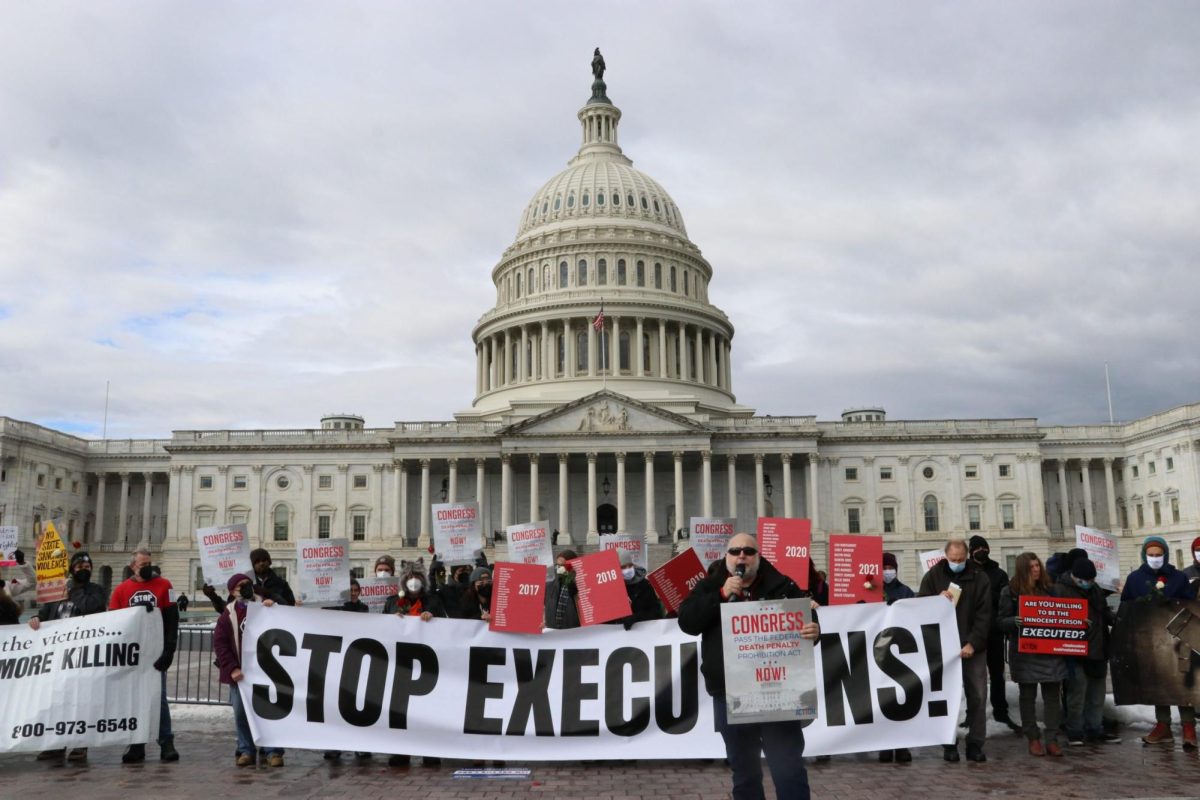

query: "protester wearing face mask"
xmin=878 ymin=552 xmax=915 ymax=765
xmin=459 ymin=567 xmax=493 ymax=622
xmin=1055 ymin=557 xmax=1118 ymax=745
xmin=545 ymin=550 xmax=581 ymax=630
xmin=918 ymin=538 xmax=992 ymax=763
xmin=109 ymin=548 xmax=181 ymax=764
xmin=250 ymin=548 xmax=296 ymax=606
xmin=1183 ymin=535 xmax=1200 ymax=594
xmin=1121 ymin=535 xmax=1196 ymax=747
xmin=967 ymin=535 xmax=1018 ymax=733
xmin=438 ymin=563 xmax=473 ymax=618
xmin=24 ymin=551 xmax=109 ymax=761
xmin=607 ymin=557 xmax=662 ymax=630
xmin=214 ymin=573 xmax=284 ymax=767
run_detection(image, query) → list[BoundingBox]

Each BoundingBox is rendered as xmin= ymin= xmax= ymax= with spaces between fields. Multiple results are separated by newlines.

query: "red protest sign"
xmin=1018 ymin=596 xmax=1089 ymax=655
xmin=757 ymin=518 xmax=811 ymax=590
xmin=570 ymin=549 xmax=632 ymax=626
xmin=828 ymin=534 xmax=884 ymax=605
xmin=489 ymin=562 xmax=547 ymax=634
xmin=647 ymin=548 xmax=707 ymax=615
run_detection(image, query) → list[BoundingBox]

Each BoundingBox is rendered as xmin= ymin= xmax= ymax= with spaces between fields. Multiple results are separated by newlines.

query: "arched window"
xmin=636 ymin=260 xmax=645 ymax=286
xmin=597 ymin=258 xmax=607 ymax=285
xmin=567 ymin=194 xmax=575 ymax=208
xmin=619 ymin=331 xmax=630 ymax=372
xmin=273 ymin=504 xmax=290 ymax=541
xmin=554 ymin=196 xmax=561 ymax=211
xmin=528 ymin=267 xmax=535 ymax=293
xmin=617 ymin=259 xmax=626 ymax=285
xmin=582 ymin=192 xmax=590 ymax=207
xmin=515 ymin=272 xmax=522 ymax=297
xmin=559 ymin=261 xmax=568 ymax=288
xmin=683 ymin=270 xmax=689 ymax=295
xmin=923 ymin=496 xmax=939 ymax=533
xmin=653 ymin=198 xmax=661 ymax=213
xmin=596 ymin=192 xmax=605 ymax=206
xmin=640 ymin=195 xmax=649 ymax=210
xmin=577 ymin=259 xmax=588 ymax=286
xmin=670 ymin=266 xmax=677 ymax=292
xmin=543 ymin=265 xmax=551 ymax=290
xmin=627 ymin=192 xmax=635 ymax=207
xmin=576 ymin=331 xmax=588 ymax=371
xmin=654 ymin=262 xmax=662 ymax=289
xmin=541 ymin=200 xmax=548 ymax=214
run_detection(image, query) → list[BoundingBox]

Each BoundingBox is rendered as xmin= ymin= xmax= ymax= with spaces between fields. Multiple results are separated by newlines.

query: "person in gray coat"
xmin=998 ymin=552 xmax=1067 ymax=758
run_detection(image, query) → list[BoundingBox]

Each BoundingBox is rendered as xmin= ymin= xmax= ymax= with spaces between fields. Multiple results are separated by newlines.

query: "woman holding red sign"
xmin=998 ymin=552 xmax=1067 ymax=757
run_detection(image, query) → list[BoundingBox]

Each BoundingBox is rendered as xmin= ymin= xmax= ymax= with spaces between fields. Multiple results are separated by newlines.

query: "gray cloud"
xmin=1 ymin=1 xmax=1197 ymax=437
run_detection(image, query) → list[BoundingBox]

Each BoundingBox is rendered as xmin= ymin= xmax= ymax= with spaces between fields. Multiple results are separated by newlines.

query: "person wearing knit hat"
xmin=878 ymin=552 xmax=915 ymax=764
xmin=1056 ymin=557 xmax=1119 ymax=745
xmin=458 ymin=567 xmax=493 ymax=622
xmin=249 ymin=547 xmax=295 ymax=606
xmin=1120 ymin=535 xmax=1196 ymax=747
xmin=374 ymin=554 xmax=396 ymax=577
xmin=1183 ymin=536 xmax=1200 ymax=588
xmin=967 ymin=534 xmax=1018 ymax=732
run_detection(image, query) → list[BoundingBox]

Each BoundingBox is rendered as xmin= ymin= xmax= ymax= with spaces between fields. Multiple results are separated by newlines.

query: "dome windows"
xmin=617 ymin=259 xmax=626 ymax=285
xmin=640 ymin=195 xmax=649 ymax=210
xmin=554 ymin=196 xmax=561 ymax=211
xmin=636 ymin=260 xmax=645 ymax=287
xmin=627 ymin=192 xmax=635 ymax=208
xmin=582 ymin=192 xmax=590 ymax=207
xmin=577 ymin=259 xmax=588 ymax=286
xmin=670 ymin=265 xmax=677 ymax=292
xmin=683 ymin=270 xmax=689 ymax=296
xmin=596 ymin=192 xmax=604 ymax=206
xmin=567 ymin=194 xmax=575 ymax=209
xmin=597 ymin=258 xmax=607 ymax=286
xmin=653 ymin=198 xmax=661 ymax=214
xmin=559 ymin=261 xmax=568 ymax=289
xmin=541 ymin=200 xmax=548 ymax=214
xmin=515 ymin=271 xmax=522 ymax=298
xmin=613 ymin=192 xmax=620 ymax=206
xmin=654 ymin=262 xmax=663 ymax=289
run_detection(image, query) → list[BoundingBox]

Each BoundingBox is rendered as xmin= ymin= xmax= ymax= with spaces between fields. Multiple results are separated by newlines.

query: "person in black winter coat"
xmin=0 ymin=583 xmax=18 ymax=625
xmin=458 ymin=567 xmax=493 ymax=621
xmin=968 ymin=535 xmax=1017 ymax=730
xmin=678 ymin=533 xmax=820 ymax=800
xmin=609 ymin=558 xmax=662 ymax=629
xmin=545 ymin=549 xmax=581 ymax=630
xmin=1055 ymin=558 xmax=1118 ymax=744
xmin=250 ymin=548 xmax=296 ymax=606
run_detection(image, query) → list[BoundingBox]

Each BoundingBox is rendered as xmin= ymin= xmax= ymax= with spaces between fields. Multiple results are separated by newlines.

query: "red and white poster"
xmin=647 ymin=548 xmax=708 ymax=615
xmin=490 ymin=562 xmax=547 ymax=634
xmin=690 ymin=517 xmax=735 ymax=566
xmin=600 ymin=532 xmax=648 ymax=570
xmin=356 ymin=576 xmax=399 ymax=613
xmin=431 ymin=502 xmax=482 ymax=565
xmin=1018 ymin=596 xmax=1089 ymax=656
xmin=757 ymin=518 xmax=811 ymax=590
xmin=506 ymin=521 xmax=553 ymax=569
xmin=195 ymin=523 xmax=253 ymax=587
xmin=1074 ymin=525 xmax=1120 ymax=593
xmin=570 ymin=549 xmax=632 ymax=626
xmin=919 ymin=548 xmax=946 ymax=575
xmin=828 ymin=534 xmax=884 ymax=605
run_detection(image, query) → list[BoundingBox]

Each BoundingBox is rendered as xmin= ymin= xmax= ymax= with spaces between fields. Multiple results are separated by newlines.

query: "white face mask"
xmin=1193 ymin=550 xmax=1200 ymax=563
xmin=376 ymin=570 xmax=392 ymax=578
xmin=882 ymin=569 xmax=897 ymax=584
xmin=556 ymin=564 xmax=568 ymax=575
xmin=1146 ymin=555 xmax=1165 ymax=570
xmin=622 ymin=567 xmax=636 ymax=581
xmin=405 ymin=578 xmax=423 ymax=593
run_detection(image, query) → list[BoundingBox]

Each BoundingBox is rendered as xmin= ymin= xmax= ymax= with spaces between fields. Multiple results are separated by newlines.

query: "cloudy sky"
xmin=2 ymin=2 xmax=1197 ymax=438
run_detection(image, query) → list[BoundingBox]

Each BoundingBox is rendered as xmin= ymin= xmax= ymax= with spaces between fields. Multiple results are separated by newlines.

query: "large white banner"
xmin=1 ymin=607 xmax=164 ymax=753
xmin=432 ymin=502 xmax=482 ymax=565
xmin=238 ymin=596 xmax=961 ymax=758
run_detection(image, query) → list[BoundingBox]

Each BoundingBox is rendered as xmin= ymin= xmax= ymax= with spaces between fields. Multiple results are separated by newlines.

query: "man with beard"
xmin=968 ymin=535 xmax=1018 ymax=732
xmin=28 ymin=551 xmax=109 ymax=762
xmin=109 ymin=548 xmax=180 ymax=764
xmin=250 ymin=548 xmax=296 ymax=606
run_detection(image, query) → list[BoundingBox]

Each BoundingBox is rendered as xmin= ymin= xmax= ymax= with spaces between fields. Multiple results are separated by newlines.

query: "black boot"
xmin=122 ymin=744 xmax=146 ymax=764
xmin=160 ymin=740 xmax=179 ymax=762
xmin=895 ymin=748 xmax=912 ymax=763
xmin=966 ymin=743 xmax=986 ymax=763
xmin=879 ymin=750 xmax=894 ymax=763
xmin=943 ymin=745 xmax=960 ymax=762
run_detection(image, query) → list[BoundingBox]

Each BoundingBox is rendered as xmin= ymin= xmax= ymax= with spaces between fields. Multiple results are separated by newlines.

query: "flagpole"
xmin=1104 ymin=363 xmax=1114 ymax=424
xmin=601 ymin=298 xmax=607 ymax=391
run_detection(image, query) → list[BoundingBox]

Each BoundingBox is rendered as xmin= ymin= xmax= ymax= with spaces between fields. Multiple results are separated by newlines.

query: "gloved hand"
xmin=153 ymin=654 xmax=172 ymax=672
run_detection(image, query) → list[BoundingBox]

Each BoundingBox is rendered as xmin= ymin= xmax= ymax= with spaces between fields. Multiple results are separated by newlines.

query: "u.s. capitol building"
xmin=3 ymin=63 xmax=1197 ymax=593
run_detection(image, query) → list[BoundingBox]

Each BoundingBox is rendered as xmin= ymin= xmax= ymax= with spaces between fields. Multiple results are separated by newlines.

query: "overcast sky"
xmin=1 ymin=2 xmax=1198 ymax=438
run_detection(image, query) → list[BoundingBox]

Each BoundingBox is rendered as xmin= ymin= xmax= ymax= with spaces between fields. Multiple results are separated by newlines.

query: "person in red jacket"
xmin=214 ymin=573 xmax=284 ymax=767
xmin=108 ymin=548 xmax=180 ymax=764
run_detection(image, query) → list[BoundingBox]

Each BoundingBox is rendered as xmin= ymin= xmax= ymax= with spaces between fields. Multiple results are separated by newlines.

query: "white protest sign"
xmin=721 ymin=598 xmax=816 ymax=723
xmin=600 ymin=532 xmax=647 ymax=570
xmin=690 ymin=517 xmax=735 ymax=566
xmin=0 ymin=525 xmax=18 ymax=566
xmin=356 ymin=576 xmax=399 ymax=612
xmin=295 ymin=538 xmax=350 ymax=604
xmin=0 ymin=607 xmax=163 ymax=753
xmin=195 ymin=524 xmax=253 ymax=586
xmin=919 ymin=548 xmax=945 ymax=575
xmin=1075 ymin=525 xmax=1120 ymax=592
xmin=432 ymin=502 xmax=482 ymax=565
xmin=506 ymin=521 xmax=553 ymax=570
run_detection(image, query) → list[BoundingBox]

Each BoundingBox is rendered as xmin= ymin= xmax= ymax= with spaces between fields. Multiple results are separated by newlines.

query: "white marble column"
xmin=562 ymin=319 xmax=573 ymax=378
xmin=1103 ymin=457 xmax=1118 ymax=531
xmin=644 ymin=452 xmax=657 ymax=541
xmin=727 ymin=455 xmax=738 ymax=518
xmin=807 ymin=453 xmax=820 ymax=532
xmin=611 ymin=316 xmax=620 ymax=375
xmin=657 ymin=320 xmax=667 ymax=378
xmin=677 ymin=322 xmax=687 ymax=379
xmin=164 ymin=467 xmax=180 ymax=544
xmin=397 ymin=461 xmax=408 ymax=544
xmin=949 ymin=455 xmax=964 ymax=532
xmin=782 ymin=454 xmax=793 ymax=518
xmin=139 ymin=472 xmax=154 ymax=547
xmin=540 ymin=321 xmax=550 ymax=381
xmin=1057 ymin=459 xmax=1071 ymax=532
xmin=337 ymin=464 xmax=349 ymax=537
xmin=519 ymin=326 xmax=528 ymax=383
xmin=371 ymin=464 xmax=384 ymax=540
xmin=503 ymin=329 xmax=513 ymax=385
xmin=447 ymin=459 xmax=458 ymax=503
xmin=488 ymin=336 xmax=497 ymax=390
xmin=418 ymin=459 xmax=431 ymax=547
xmin=1081 ymin=460 xmax=1095 ymax=527
xmin=558 ymin=453 xmax=570 ymax=542
xmin=529 ymin=454 xmax=540 ymax=523
xmin=474 ymin=457 xmax=486 ymax=508
xmin=707 ymin=330 xmax=718 ymax=386
xmin=500 ymin=454 xmax=512 ymax=530
xmin=693 ymin=327 xmax=703 ymax=384
xmin=586 ymin=452 xmax=599 ymax=543
xmin=753 ymin=455 xmax=765 ymax=519
xmin=635 ymin=317 xmax=645 ymax=376
xmin=673 ymin=451 xmax=685 ymax=541
xmin=587 ymin=319 xmax=597 ymax=377
xmin=117 ymin=472 xmax=131 ymax=545
xmin=616 ymin=452 xmax=627 ymax=531
xmin=701 ymin=450 xmax=713 ymax=517
xmin=724 ymin=340 xmax=732 ymax=391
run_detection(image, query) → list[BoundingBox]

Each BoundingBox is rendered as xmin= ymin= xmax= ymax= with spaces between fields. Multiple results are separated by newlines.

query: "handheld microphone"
xmin=731 ymin=564 xmax=746 ymax=601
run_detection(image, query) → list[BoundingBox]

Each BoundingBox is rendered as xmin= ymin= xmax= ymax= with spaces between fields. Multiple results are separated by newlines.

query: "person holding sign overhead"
xmin=918 ymin=538 xmax=992 ymax=763
xmin=678 ymin=532 xmax=821 ymax=800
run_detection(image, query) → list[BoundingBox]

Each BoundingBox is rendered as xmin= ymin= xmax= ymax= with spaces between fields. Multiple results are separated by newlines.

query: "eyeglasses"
xmin=727 ymin=547 xmax=758 ymax=556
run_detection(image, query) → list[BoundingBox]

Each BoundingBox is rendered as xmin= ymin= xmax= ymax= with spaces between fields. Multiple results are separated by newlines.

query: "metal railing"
xmin=168 ymin=620 xmax=229 ymax=705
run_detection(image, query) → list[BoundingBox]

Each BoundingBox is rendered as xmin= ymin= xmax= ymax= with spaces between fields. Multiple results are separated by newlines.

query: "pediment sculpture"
xmin=576 ymin=402 xmax=631 ymax=432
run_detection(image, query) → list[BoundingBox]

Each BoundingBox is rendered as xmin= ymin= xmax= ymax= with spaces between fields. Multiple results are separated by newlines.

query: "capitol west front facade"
xmin=2 ymin=69 xmax=1199 ymax=592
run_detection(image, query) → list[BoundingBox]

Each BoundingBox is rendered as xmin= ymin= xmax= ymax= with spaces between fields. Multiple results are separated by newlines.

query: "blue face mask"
xmin=947 ymin=560 xmax=966 ymax=574
xmin=1076 ymin=578 xmax=1093 ymax=590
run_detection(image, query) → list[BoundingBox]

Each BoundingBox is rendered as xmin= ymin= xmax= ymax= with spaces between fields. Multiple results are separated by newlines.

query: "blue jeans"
xmin=229 ymin=684 xmax=282 ymax=757
xmin=1064 ymin=661 xmax=1107 ymax=737
xmin=158 ymin=671 xmax=173 ymax=745
xmin=713 ymin=698 xmax=810 ymax=800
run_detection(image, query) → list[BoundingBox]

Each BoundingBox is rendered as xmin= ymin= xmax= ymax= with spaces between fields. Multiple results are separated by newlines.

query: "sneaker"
xmin=965 ymin=743 xmax=986 ymax=763
xmin=122 ymin=744 xmax=146 ymax=764
xmin=388 ymin=754 xmax=411 ymax=767
xmin=236 ymin=753 xmax=254 ymax=767
xmin=1183 ymin=723 xmax=1197 ymax=750
xmin=36 ymin=749 xmax=65 ymax=761
xmin=1066 ymin=734 xmax=1085 ymax=747
xmin=1046 ymin=742 xmax=1064 ymax=757
xmin=66 ymin=748 xmax=88 ymax=762
xmin=1028 ymin=739 xmax=1044 ymax=757
xmin=1142 ymin=722 xmax=1173 ymax=745
xmin=160 ymin=741 xmax=179 ymax=762
xmin=895 ymin=748 xmax=912 ymax=763
xmin=879 ymin=750 xmax=894 ymax=763
xmin=267 ymin=753 xmax=284 ymax=767
xmin=943 ymin=745 xmax=960 ymax=762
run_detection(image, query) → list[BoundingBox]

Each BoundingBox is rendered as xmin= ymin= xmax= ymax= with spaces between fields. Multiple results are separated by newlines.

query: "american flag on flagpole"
xmin=592 ymin=305 xmax=605 ymax=331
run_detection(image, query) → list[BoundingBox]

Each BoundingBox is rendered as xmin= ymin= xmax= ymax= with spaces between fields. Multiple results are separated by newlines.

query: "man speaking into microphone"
xmin=678 ymin=532 xmax=821 ymax=800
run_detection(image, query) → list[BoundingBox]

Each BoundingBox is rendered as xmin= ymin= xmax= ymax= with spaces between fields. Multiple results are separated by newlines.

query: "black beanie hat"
xmin=1071 ymin=558 xmax=1097 ymax=580
xmin=882 ymin=552 xmax=898 ymax=569
xmin=249 ymin=548 xmax=271 ymax=565
xmin=967 ymin=535 xmax=989 ymax=553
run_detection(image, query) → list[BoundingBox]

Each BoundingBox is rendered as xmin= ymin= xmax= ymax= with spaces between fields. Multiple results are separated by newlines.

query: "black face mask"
xmin=238 ymin=583 xmax=255 ymax=601
xmin=138 ymin=565 xmax=155 ymax=581
xmin=73 ymin=569 xmax=92 ymax=584
xmin=478 ymin=583 xmax=492 ymax=599
xmin=456 ymin=573 xmax=469 ymax=585
xmin=972 ymin=551 xmax=989 ymax=564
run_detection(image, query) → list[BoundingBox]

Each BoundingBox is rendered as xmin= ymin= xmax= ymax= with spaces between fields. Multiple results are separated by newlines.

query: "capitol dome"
xmin=457 ymin=54 xmax=754 ymax=424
